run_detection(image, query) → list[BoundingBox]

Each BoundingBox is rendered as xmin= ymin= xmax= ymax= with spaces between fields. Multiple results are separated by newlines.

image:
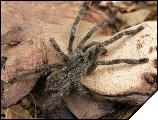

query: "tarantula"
xmin=2 ymin=1 xmax=149 ymax=111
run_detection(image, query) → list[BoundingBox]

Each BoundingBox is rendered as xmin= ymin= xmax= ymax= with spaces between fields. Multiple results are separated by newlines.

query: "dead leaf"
xmin=45 ymin=106 xmax=76 ymax=119
xmin=1 ymin=28 xmax=48 ymax=107
xmin=102 ymin=105 xmax=140 ymax=119
xmin=98 ymin=1 xmax=157 ymax=30
xmin=4 ymin=104 xmax=33 ymax=119
xmin=119 ymin=106 xmax=140 ymax=119
xmin=64 ymin=93 xmax=115 ymax=119
xmin=117 ymin=9 xmax=151 ymax=29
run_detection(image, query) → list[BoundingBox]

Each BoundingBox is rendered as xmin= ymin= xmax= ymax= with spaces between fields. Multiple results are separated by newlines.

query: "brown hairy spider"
xmin=3 ymin=1 xmax=149 ymax=111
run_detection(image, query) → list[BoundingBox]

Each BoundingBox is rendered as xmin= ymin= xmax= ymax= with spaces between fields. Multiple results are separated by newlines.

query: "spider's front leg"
xmin=77 ymin=17 xmax=122 ymax=52
xmin=82 ymin=25 xmax=144 ymax=52
xmin=94 ymin=26 xmax=149 ymax=65
xmin=100 ymin=25 xmax=144 ymax=47
xmin=83 ymin=26 xmax=148 ymax=66
xmin=68 ymin=1 xmax=89 ymax=54
xmin=76 ymin=19 xmax=108 ymax=51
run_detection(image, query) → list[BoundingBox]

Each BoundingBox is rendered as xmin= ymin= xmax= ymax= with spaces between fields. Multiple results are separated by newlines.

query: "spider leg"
xmin=83 ymin=26 xmax=144 ymax=52
xmin=8 ymin=63 xmax=63 ymax=84
xmin=82 ymin=41 xmax=99 ymax=52
xmin=77 ymin=19 xmax=107 ymax=50
xmin=68 ymin=1 xmax=89 ymax=54
xmin=100 ymin=25 xmax=144 ymax=47
xmin=82 ymin=45 xmax=102 ymax=75
xmin=84 ymin=62 xmax=97 ymax=75
xmin=96 ymin=58 xmax=149 ymax=65
xmin=50 ymin=38 xmax=69 ymax=63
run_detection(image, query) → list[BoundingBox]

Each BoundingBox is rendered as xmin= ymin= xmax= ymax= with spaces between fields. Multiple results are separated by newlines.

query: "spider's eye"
xmin=77 ymin=56 xmax=84 ymax=63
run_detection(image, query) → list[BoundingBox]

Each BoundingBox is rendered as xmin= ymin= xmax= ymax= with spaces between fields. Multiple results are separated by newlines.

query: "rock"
xmin=117 ymin=9 xmax=150 ymax=28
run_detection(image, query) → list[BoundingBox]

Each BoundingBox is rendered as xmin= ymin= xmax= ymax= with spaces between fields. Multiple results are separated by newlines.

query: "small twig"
xmin=28 ymin=93 xmax=37 ymax=119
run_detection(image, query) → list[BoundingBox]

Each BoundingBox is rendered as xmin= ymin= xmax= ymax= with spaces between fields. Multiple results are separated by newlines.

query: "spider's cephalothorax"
xmin=4 ymin=1 xmax=149 ymax=110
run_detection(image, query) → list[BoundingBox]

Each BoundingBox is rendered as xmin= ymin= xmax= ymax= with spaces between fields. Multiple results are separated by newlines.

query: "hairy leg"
xmin=50 ymin=38 xmax=69 ymax=63
xmin=8 ymin=63 xmax=63 ymax=84
xmin=82 ymin=41 xmax=99 ymax=52
xmin=96 ymin=58 xmax=149 ymax=65
xmin=84 ymin=62 xmax=97 ymax=75
xmin=100 ymin=25 xmax=144 ymax=47
xmin=68 ymin=1 xmax=89 ymax=54
xmin=82 ymin=25 xmax=144 ymax=53
xmin=82 ymin=46 xmax=102 ymax=75
xmin=77 ymin=19 xmax=107 ymax=50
